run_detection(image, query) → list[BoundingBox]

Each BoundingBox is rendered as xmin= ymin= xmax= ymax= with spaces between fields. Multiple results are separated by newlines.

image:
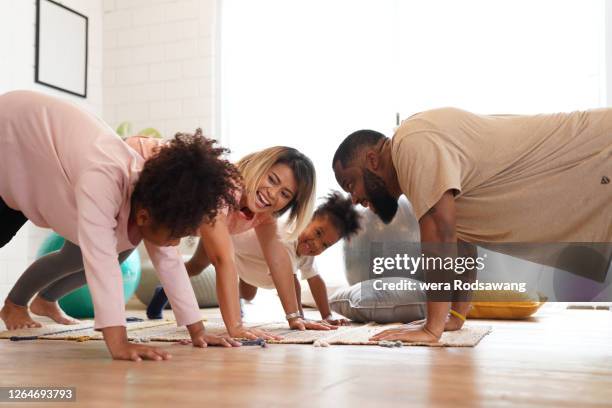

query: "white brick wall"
xmin=0 ymin=0 xmax=104 ymax=301
xmin=0 ymin=0 xmax=213 ymax=302
xmin=102 ymin=0 xmax=218 ymax=140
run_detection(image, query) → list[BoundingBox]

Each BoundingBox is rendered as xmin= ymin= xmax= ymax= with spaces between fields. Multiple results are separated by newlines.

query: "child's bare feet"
xmin=30 ymin=296 xmax=81 ymax=325
xmin=0 ymin=299 xmax=42 ymax=330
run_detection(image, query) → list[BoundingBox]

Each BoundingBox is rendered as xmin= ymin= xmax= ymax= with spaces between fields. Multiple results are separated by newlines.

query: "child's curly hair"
xmin=131 ymin=129 xmax=242 ymax=238
xmin=314 ymin=191 xmax=361 ymax=240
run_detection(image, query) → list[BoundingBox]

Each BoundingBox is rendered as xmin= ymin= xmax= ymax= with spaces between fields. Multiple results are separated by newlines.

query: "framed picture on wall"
xmin=35 ymin=0 xmax=88 ymax=98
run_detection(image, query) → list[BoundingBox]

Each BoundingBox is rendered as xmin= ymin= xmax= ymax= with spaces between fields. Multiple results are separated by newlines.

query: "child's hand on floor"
xmin=103 ymin=326 xmax=171 ymax=361
xmin=288 ymin=317 xmax=336 ymax=331
xmin=111 ymin=342 xmax=172 ymax=361
xmin=369 ymin=325 xmax=440 ymax=344
xmin=407 ymin=315 xmax=464 ymax=332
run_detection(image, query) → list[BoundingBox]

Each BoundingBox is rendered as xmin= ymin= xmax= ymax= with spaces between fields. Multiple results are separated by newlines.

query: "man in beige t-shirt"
xmin=332 ymin=107 xmax=612 ymax=343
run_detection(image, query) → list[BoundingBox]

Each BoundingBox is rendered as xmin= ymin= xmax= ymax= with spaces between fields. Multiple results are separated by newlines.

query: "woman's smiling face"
xmin=246 ymin=163 xmax=297 ymax=213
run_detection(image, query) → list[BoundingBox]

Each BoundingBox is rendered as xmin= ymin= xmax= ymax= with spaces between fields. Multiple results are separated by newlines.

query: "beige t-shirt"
xmin=231 ymin=228 xmax=318 ymax=289
xmin=391 ymin=107 xmax=612 ymax=243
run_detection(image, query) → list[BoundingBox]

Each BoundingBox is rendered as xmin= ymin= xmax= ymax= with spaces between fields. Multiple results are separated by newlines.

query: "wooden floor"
xmin=1 ymin=301 xmax=611 ymax=408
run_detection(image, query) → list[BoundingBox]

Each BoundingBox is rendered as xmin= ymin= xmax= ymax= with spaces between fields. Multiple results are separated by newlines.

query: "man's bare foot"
xmin=0 ymin=299 xmax=42 ymax=330
xmin=30 ymin=296 xmax=81 ymax=325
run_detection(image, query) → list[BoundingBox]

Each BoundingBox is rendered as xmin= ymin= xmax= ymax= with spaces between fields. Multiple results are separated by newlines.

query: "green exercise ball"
xmin=36 ymin=232 xmax=141 ymax=318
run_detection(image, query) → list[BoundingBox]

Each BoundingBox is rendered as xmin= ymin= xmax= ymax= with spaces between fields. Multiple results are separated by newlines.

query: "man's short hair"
xmin=332 ymin=129 xmax=387 ymax=168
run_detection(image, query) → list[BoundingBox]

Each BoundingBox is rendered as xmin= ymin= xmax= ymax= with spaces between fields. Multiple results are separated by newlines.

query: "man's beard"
xmin=363 ymin=169 xmax=398 ymax=224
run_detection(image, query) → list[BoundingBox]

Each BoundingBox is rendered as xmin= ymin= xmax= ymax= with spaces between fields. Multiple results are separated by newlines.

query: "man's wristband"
xmin=449 ymin=309 xmax=466 ymax=321
xmin=285 ymin=311 xmax=303 ymax=321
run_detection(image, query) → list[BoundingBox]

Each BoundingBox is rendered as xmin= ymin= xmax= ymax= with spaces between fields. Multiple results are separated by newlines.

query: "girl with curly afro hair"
xmin=146 ymin=145 xmax=334 ymax=338
xmin=0 ymin=91 xmax=242 ymax=362
xmin=232 ymin=191 xmax=361 ymax=325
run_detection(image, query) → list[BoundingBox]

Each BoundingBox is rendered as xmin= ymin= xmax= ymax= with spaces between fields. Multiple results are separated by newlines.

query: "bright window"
xmin=220 ymin=0 xmax=606 ymax=282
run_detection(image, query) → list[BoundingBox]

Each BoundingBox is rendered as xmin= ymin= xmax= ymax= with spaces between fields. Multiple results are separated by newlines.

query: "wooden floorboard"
xmin=0 ymin=302 xmax=611 ymax=408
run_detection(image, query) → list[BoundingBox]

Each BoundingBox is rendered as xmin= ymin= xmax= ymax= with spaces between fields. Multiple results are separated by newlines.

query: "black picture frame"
xmin=35 ymin=0 xmax=88 ymax=98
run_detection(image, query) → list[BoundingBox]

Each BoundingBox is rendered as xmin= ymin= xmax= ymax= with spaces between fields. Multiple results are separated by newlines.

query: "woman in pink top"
xmin=147 ymin=146 xmax=335 ymax=339
xmin=0 ymin=90 xmax=242 ymax=361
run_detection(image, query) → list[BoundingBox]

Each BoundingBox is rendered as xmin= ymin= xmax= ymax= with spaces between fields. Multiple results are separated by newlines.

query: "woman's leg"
xmin=31 ymin=248 xmax=134 ymax=323
xmin=0 ymin=198 xmax=32 ymax=329
xmin=7 ymin=240 xmax=84 ymax=305
xmin=37 ymin=248 xmax=134 ymax=301
xmin=2 ymin=238 xmax=133 ymax=328
xmin=2 ymin=240 xmax=85 ymax=329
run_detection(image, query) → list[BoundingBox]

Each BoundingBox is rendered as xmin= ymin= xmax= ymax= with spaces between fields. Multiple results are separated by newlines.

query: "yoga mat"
xmin=0 ymin=319 xmax=174 ymax=341
xmin=317 ymin=323 xmax=493 ymax=347
xmin=119 ymin=321 xmax=492 ymax=347
xmin=1 ymin=319 xmax=492 ymax=347
xmin=0 ymin=321 xmax=95 ymax=340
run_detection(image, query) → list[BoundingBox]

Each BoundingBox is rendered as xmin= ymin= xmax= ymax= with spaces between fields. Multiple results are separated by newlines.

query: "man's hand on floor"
xmin=369 ymin=325 xmax=441 ymax=343
xmin=406 ymin=314 xmax=465 ymax=332
xmin=442 ymin=315 xmax=465 ymax=331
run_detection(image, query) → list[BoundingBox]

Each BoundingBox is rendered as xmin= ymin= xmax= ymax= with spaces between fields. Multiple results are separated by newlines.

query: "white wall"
xmin=0 ymin=0 xmax=216 ymax=301
xmin=102 ymin=0 xmax=217 ymax=140
xmin=0 ymin=0 xmax=104 ymax=301
xmin=102 ymin=0 xmax=218 ymax=261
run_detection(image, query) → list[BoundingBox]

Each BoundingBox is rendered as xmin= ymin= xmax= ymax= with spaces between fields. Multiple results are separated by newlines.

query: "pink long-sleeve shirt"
xmin=0 ymin=90 xmax=202 ymax=329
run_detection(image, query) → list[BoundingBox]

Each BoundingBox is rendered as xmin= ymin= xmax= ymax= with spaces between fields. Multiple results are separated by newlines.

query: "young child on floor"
xmin=146 ymin=146 xmax=333 ymax=339
xmin=0 ymin=90 xmax=242 ymax=361
xmin=234 ymin=191 xmax=361 ymax=323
